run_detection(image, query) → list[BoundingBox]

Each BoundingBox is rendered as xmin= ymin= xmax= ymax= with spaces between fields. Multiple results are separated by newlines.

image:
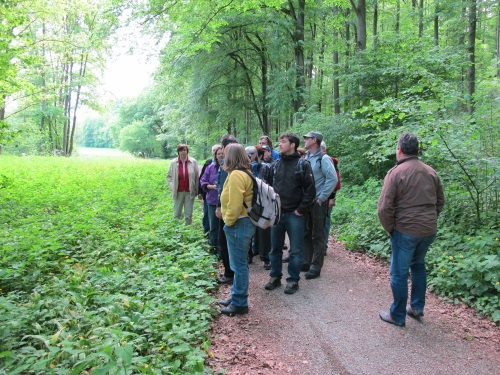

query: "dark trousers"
xmin=303 ymin=202 xmax=328 ymax=272
xmin=254 ymin=227 xmax=271 ymax=262
xmin=218 ymin=218 xmax=234 ymax=278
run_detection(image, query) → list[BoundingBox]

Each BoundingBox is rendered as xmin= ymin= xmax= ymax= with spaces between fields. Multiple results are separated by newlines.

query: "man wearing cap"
xmin=302 ymin=131 xmax=338 ymax=279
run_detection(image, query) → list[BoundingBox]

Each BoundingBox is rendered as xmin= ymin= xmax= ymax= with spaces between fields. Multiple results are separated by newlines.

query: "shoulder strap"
xmin=239 ymin=169 xmax=258 ymax=209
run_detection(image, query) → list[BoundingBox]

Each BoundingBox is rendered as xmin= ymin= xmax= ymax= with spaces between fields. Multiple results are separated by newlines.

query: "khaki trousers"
xmin=173 ymin=192 xmax=195 ymax=225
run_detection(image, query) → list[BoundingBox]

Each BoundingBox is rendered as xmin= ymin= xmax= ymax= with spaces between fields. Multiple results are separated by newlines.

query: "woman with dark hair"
xmin=166 ymin=144 xmax=200 ymax=225
xmin=218 ymin=144 xmax=256 ymax=315
xmin=200 ymin=145 xmax=224 ymax=253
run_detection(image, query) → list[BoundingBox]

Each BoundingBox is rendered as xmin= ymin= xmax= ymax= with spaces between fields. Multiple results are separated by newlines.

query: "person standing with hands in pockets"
xmin=378 ymin=132 xmax=445 ymax=327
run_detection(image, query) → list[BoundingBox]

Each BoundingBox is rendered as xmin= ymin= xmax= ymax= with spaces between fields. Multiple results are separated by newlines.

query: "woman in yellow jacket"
xmin=218 ymin=143 xmax=256 ymax=315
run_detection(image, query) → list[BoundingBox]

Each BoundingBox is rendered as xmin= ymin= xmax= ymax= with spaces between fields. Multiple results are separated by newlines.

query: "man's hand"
xmin=215 ymin=207 xmax=222 ymax=219
xmin=294 ymin=210 xmax=303 ymax=216
xmin=328 ymin=199 xmax=336 ymax=208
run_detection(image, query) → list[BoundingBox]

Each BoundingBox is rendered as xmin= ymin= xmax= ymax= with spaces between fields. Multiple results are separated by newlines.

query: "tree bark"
xmin=373 ymin=0 xmax=378 ymax=49
xmin=434 ymin=1 xmax=439 ymax=47
xmin=418 ymin=0 xmax=424 ymax=38
xmin=496 ymin=4 xmax=500 ymax=77
xmin=467 ymin=0 xmax=477 ymax=115
xmin=396 ymin=0 xmax=401 ymax=34
xmin=333 ymin=7 xmax=340 ymax=115
xmin=350 ymin=0 xmax=367 ymax=51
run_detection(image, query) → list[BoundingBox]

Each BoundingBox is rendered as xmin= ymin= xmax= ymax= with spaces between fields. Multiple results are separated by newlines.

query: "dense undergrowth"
xmin=0 ymin=156 xmax=217 ymax=374
xmin=331 ymin=178 xmax=499 ymax=322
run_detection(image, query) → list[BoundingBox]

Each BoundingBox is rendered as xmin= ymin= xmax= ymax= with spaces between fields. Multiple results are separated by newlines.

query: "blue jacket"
xmin=305 ymin=149 xmax=338 ymax=204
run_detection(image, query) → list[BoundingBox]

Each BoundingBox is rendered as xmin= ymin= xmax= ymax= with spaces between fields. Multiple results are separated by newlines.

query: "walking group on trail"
xmin=166 ymin=131 xmax=444 ymax=327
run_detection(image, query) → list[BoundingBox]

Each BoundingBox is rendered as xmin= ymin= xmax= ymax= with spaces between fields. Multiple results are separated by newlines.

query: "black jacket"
xmin=273 ymin=152 xmax=316 ymax=214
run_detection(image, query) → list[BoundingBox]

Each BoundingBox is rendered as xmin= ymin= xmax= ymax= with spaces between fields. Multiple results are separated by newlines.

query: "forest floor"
xmin=207 ymin=238 xmax=499 ymax=375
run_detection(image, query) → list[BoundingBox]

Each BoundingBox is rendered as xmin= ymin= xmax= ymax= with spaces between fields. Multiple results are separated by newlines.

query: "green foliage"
xmin=331 ymin=179 xmax=500 ymax=321
xmin=0 ymin=156 xmax=218 ymax=373
xmin=119 ymin=121 xmax=162 ymax=158
xmin=80 ymin=116 xmax=113 ymax=148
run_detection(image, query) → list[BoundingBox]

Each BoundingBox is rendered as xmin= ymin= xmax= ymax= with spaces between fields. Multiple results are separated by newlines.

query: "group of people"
xmin=166 ymin=132 xmax=444 ymax=327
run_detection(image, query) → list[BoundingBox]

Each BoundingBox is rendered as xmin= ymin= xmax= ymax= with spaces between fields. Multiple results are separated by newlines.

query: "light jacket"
xmin=378 ymin=156 xmax=445 ymax=237
xmin=305 ymin=149 xmax=337 ymax=204
xmin=166 ymin=156 xmax=200 ymax=199
xmin=221 ymin=170 xmax=253 ymax=226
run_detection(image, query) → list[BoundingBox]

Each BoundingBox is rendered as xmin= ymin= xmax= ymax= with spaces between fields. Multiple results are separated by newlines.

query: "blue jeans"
xmin=207 ymin=205 xmax=219 ymax=250
xmin=269 ymin=211 xmax=305 ymax=283
xmin=224 ymin=217 xmax=256 ymax=307
xmin=303 ymin=202 xmax=328 ymax=272
xmin=389 ymin=229 xmax=436 ymax=324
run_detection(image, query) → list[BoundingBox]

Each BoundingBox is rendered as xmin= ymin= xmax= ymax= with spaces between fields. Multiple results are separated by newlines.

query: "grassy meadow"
xmin=0 ymin=155 xmax=217 ymax=374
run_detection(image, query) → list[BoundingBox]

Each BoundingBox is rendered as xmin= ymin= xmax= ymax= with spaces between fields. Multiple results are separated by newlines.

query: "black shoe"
xmin=284 ymin=282 xmax=299 ymax=294
xmin=263 ymin=261 xmax=271 ymax=270
xmin=379 ymin=311 xmax=405 ymax=327
xmin=283 ymin=244 xmax=288 ymax=250
xmin=304 ymin=270 xmax=320 ymax=279
xmin=300 ymin=264 xmax=310 ymax=272
xmin=264 ymin=277 xmax=281 ymax=290
xmin=406 ymin=306 xmax=424 ymax=320
xmin=220 ymin=304 xmax=249 ymax=315
xmin=217 ymin=275 xmax=233 ymax=284
xmin=218 ymin=297 xmax=232 ymax=306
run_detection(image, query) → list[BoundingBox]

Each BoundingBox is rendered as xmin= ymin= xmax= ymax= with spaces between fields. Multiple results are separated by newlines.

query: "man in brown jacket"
xmin=378 ymin=132 xmax=445 ymax=326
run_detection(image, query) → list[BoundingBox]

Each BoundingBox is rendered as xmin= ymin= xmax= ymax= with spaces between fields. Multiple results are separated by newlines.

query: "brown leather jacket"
xmin=378 ymin=156 xmax=445 ymax=237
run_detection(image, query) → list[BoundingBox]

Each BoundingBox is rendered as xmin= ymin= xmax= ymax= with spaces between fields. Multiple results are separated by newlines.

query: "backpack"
xmin=241 ymin=169 xmax=281 ymax=229
xmin=317 ymin=155 xmax=341 ymax=192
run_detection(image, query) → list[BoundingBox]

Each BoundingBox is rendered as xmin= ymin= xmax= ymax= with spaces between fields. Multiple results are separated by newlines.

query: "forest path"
xmin=207 ymin=239 xmax=499 ymax=374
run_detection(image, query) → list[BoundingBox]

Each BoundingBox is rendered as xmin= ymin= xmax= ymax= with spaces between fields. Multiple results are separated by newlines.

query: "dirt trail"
xmin=208 ymin=239 xmax=499 ymax=374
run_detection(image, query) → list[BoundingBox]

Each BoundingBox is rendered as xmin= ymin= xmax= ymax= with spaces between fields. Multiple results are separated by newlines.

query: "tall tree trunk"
xmin=307 ymin=22 xmax=316 ymax=80
xmin=496 ymin=3 xmax=500 ymax=77
xmin=290 ymin=0 xmax=306 ymax=119
xmin=467 ymin=0 xmax=477 ymax=115
xmin=317 ymin=19 xmax=326 ymax=113
xmin=434 ymin=1 xmax=440 ymax=47
xmin=396 ymin=0 xmax=401 ymax=34
xmin=373 ymin=0 xmax=378 ymax=49
xmin=69 ymin=53 xmax=89 ymax=157
xmin=333 ymin=7 xmax=340 ymax=115
xmin=418 ymin=0 xmax=424 ymax=38
xmin=344 ymin=9 xmax=351 ymax=111
xmin=350 ymin=0 xmax=367 ymax=51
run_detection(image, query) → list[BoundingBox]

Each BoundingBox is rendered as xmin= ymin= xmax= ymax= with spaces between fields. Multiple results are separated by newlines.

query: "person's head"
xmin=255 ymin=145 xmax=265 ymax=160
xmin=320 ymin=140 xmax=327 ymax=153
xmin=279 ymin=132 xmax=300 ymax=155
xmin=259 ymin=135 xmax=273 ymax=149
xmin=223 ymin=144 xmax=252 ymax=171
xmin=303 ymin=131 xmax=323 ymax=150
xmin=220 ymin=134 xmax=238 ymax=149
xmin=397 ymin=132 xmax=419 ymax=160
xmin=177 ymin=144 xmax=189 ymax=159
xmin=213 ymin=145 xmax=224 ymax=165
xmin=245 ymin=145 xmax=258 ymax=162
xmin=297 ymin=147 xmax=306 ymax=157
xmin=211 ymin=144 xmax=221 ymax=154
xmin=261 ymin=145 xmax=272 ymax=161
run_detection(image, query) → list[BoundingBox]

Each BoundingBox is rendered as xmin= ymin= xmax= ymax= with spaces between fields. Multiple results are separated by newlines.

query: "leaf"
xmin=115 ymin=345 xmax=133 ymax=366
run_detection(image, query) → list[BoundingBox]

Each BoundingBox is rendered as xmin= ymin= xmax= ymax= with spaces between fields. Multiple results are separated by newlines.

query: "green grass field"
xmin=0 ymin=155 xmax=217 ymax=374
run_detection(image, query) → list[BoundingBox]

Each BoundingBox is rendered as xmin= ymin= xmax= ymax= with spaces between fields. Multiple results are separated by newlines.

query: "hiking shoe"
xmin=284 ymin=282 xmax=299 ymax=294
xmin=217 ymin=275 xmax=233 ymax=284
xmin=264 ymin=277 xmax=281 ymax=290
xmin=406 ymin=306 xmax=424 ymax=320
xmin=379 ymin=311 xmax=405 ymax=327
xmin=220 ymin=304 xmax=249 ymax=315
xmin=305 ymin=270 xmax=320 ymax=279
xmin=263 ymin=261 xmax=271 ymax=270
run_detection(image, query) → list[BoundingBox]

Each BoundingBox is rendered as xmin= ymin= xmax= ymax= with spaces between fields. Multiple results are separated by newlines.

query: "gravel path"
xmin=208 ymin=239 xmax=499 ymax=374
